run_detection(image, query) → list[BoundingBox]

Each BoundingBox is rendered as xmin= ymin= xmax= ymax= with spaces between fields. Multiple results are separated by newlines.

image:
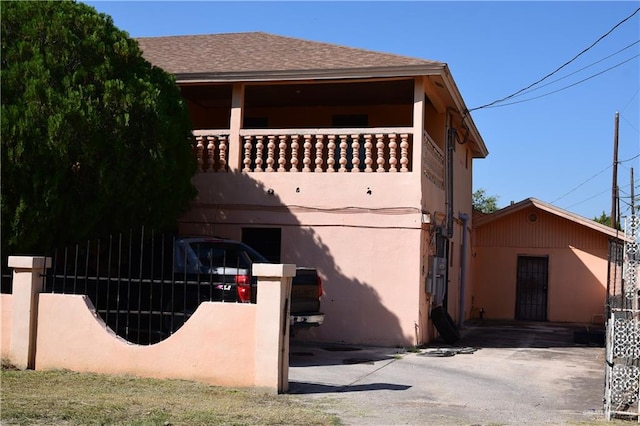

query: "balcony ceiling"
xmin=180 ymin=79 xmax=414 ymax=108
xmin=246 ymin=79 xmax=414 ymax=107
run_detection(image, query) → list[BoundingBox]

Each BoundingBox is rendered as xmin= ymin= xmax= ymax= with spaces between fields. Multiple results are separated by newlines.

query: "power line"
xmin=479 ymin=54 xmax=639 ymax=109
xmin=550 ymin=154 xmax=640 ymax=205
xmin=622 ymin=88 xmax=640 ymax=112
xmin=507 ymin=40 xmax=639 ymax=99
xmin=562 ymin=179 xmax=638 ymax=211
xmin=621 ymin=153 xmax=640 ymax=163
xmin=467 ymin=7 xmax=640 ymax=113
xmin=562 ymin=188 xmax=610 ymax=210
xmin=550 ymin=165 xmax=612 ymax=204
xmin=621 ymin=112 xmax=640 ymax=135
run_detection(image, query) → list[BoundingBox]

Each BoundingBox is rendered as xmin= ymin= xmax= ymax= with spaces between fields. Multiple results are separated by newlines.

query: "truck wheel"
xmin=431 ymin=306 xmax=460 ymax=344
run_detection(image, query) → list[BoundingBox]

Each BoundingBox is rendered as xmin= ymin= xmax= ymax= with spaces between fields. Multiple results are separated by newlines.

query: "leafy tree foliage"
xmin=593 ymin=211 xmax=611 ymax=226
xmin=1 ymin=1 xmax=197 ymax=255
xmin=592 ymin=211 xmax=625 ymax=230
xmin=472 ymin=189 xmax=500 ymax=214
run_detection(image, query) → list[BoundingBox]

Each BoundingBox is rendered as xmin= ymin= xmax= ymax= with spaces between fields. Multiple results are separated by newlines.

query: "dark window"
xmin=243 ymin=116 xmax=269 ymax=129
xmin=332 ymin=114 xmax=368 ymax=127
xmin=242 ymin=228 xmax=282 ymax=263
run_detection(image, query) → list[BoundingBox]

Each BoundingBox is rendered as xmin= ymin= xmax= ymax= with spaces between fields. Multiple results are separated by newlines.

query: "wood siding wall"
xmin=474 ymin=208 xmax=607 ymax=250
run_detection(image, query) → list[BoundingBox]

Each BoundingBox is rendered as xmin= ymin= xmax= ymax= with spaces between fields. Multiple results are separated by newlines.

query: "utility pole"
xmin=632 ymin=167 xmax=636 ymax=217
xmin=611 ymin=111 xmax=619 ymax=229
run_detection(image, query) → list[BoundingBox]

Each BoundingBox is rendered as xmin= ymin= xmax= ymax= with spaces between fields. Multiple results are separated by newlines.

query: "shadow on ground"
xmin=290 ymin=320 xmax=605 ymax=369
xmin=431 ymin=319 xmax=606 ymax=349
xmin=287 ymin=382 xmax=410 ymax=394
xmin=289 ymin=341 xmax=401 ymax=368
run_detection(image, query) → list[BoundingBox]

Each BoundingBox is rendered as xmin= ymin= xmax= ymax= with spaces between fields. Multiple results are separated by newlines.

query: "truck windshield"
xmin=187 ymin=242 xmax=269 ymax=269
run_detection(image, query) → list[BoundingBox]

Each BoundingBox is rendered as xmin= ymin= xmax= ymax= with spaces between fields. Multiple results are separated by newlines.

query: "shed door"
xmin=515 ymin=256 xmax=548 ymax=321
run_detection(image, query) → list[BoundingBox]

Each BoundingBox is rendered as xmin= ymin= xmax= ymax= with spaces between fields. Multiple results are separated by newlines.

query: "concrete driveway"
xmin=289 ymin=321 xmax=608 ymax=425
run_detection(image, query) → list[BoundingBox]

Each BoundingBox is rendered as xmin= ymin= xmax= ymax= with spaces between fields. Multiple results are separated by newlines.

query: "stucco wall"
xmin=36 ymin=295 xmax=258 ymax=386
xmin=5 ymin=258 xmax=294 ymax=392
xmin=181 ymin=172 xmax=427 ymax=346
xmin=295 ymin=226 xmax=423 ymax=346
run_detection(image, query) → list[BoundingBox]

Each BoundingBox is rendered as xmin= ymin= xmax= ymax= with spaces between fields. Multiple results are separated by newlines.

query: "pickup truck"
xmin=172 ymin=237 xmax=324 ymax=333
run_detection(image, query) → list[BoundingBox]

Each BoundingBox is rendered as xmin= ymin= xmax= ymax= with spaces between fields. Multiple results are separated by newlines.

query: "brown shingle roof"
xmin=136 ymin=32 xmax=443 ymax=78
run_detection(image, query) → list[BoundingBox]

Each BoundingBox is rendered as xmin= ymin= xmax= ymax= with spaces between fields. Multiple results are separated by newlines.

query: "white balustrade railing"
xmin=191 ymin=128 xmax=442 ymax=179
xmin=193 ymin=131 xmax=229 ymax=172
xmin=240 ymin=128 xmax=412 ymax=173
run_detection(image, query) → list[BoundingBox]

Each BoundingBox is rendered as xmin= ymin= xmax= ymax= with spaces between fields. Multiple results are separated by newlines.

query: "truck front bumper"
xmin=291 ymin=313 xmax=325 ymax=327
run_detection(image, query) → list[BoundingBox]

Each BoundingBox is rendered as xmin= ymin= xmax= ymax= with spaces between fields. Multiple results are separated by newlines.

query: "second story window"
xmin=243 ymin=117 xmax=269 ymax=129
xmin=332 ymin=114 xmax=368 ymax=128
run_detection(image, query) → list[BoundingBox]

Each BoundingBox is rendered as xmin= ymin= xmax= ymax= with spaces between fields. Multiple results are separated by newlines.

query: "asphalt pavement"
xmin=289 ymin=321 xmax=610 ymax=425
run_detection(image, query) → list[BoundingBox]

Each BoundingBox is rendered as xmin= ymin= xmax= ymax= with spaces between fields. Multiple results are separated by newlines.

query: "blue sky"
xmin=85 ymin=1 xmax=640 ymax=221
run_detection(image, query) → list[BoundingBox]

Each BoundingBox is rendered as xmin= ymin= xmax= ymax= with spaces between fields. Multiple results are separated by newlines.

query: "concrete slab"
xmin=289 ymin=321 xmax=610 ymax=425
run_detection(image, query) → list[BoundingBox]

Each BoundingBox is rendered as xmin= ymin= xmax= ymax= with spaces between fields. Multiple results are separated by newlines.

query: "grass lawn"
xmin=1 ymin=360 xmax=340 ymax=425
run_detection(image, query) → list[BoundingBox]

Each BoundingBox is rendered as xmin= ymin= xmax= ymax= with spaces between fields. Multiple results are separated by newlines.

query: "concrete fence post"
xmin=253 ymin=263 xmax=296 ymax=394
xmin=7 ymin=256 xmax=51 ymax=369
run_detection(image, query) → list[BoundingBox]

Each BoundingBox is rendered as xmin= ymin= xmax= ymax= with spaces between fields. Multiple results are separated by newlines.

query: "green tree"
xmin=593 ymin=211 xmax=614 ymax=226
xmin=472 ymin=188 xmax=500 ymax=214
xmin=1 ymin=0 xmax=197 ymax=255
xmin=592 ymin=211 xmax=625 ymax=230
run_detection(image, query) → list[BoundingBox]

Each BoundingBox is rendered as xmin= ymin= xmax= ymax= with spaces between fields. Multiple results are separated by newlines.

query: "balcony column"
xmin=413 ymin=76 xmax=425 ymax=172
xmin=228 ymin=83 xmax=245 ymax=171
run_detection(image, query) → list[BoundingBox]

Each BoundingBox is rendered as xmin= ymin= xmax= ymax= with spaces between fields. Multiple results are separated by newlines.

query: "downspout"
xmin=445 ymin=122 xmax=455 ymax=239
xmin=442 ymin=111 xmax=456 ymax=315
xmin=458 ymin=212 xmax=469 ymax=328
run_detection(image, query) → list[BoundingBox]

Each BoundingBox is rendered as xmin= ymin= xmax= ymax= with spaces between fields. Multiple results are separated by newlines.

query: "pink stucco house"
xmin=471 ymin=198 xmax=621 ymax=325
xmin=136 ymin=32 xmax=489 ymax=346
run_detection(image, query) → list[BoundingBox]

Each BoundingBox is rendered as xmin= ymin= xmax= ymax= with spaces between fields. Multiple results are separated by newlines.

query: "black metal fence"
xmin=1 ymin=263 xmax=11 ymax=295
xmin=3 ymin=229 xmax=256 ymax=345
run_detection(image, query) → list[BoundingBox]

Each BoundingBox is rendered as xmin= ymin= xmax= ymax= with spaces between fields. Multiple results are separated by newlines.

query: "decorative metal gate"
xmin=605 ymin=214 xmax=640 ymax=420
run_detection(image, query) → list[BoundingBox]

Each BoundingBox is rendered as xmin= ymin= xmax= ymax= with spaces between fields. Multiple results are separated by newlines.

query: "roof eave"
xmin=174 ymin=64 xmax=446 ymax=84
xmin=440 ymin=66 xmax=488 ymax=158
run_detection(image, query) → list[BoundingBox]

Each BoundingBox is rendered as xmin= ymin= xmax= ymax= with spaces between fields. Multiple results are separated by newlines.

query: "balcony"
xmin=193 ymin=126 xmax=449 ymax=176
xmin=194 ymin=128 xmax=413 ymax=174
